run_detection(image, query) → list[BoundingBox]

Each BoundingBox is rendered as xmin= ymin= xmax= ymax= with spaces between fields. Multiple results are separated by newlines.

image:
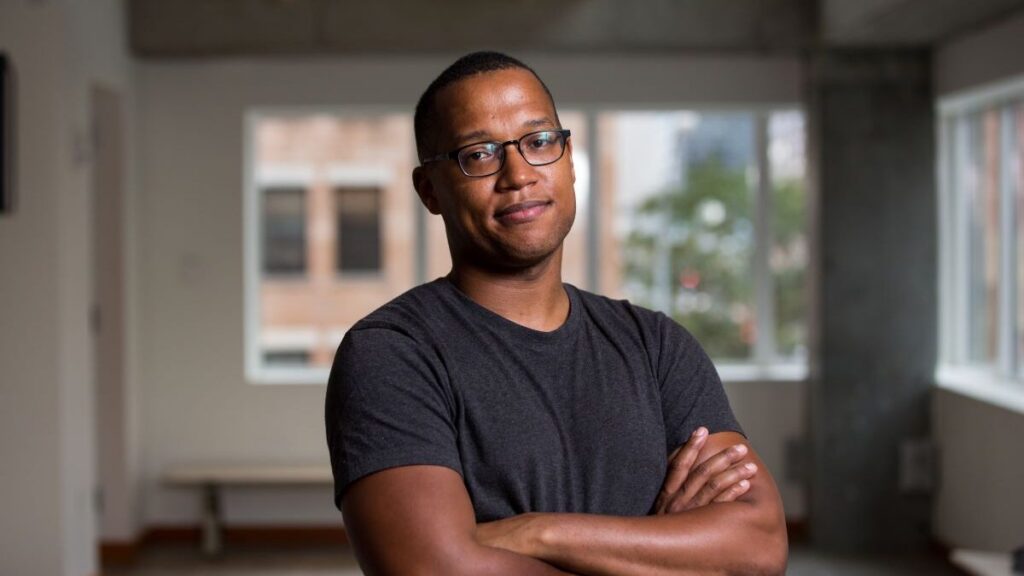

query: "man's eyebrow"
xmin=451 ymin=118 xmax=557 ymax=146
xmin=523 ymin=117 xmax=556 ymax=130
xmin=452 ymin=129 xmax=490 ymax=145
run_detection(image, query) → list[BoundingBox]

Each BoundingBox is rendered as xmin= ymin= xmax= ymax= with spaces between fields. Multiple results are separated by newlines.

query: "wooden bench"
xmin=163 ymin=463 xmax=334 ymax=556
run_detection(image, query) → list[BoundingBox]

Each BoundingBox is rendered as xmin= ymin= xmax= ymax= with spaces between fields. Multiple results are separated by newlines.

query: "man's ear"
xmin=412 ymin=166 xmax=441 ymax=215
xmin=566 ymin=136 xmax=576 ymax=184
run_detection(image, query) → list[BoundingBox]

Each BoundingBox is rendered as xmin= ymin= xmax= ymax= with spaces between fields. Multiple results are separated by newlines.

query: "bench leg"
xmin=201 ymin=483 xmax=223 ymax=557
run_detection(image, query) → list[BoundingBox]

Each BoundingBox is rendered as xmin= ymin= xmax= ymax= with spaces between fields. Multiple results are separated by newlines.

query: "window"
xmin=262 ymin=186 xmax=307 ymax=276
xmin=245 ymin=107 xmax=806 ymax=383
xmin=336 ymin=186 xmax=382 ymax=274
xmin=598 ymin=110 xmax=807 ymax=366
xmin=939 ymin=80 xmax=1024 ymax=389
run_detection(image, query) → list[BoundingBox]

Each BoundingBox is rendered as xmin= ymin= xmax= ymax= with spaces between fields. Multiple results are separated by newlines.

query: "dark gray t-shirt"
xmin=325 ymin=277 xmax=742 ymax=522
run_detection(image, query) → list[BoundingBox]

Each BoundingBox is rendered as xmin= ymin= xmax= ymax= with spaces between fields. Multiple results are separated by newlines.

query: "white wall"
xmin=0 ymin=0 xmax=133 ymax=574
xmin=932 ymin=389 xmax=1024 ymax=551
xmin=931 ymin=10 xmax=1024 ymax=553
xmin=135 ymin=54 xmax=806 ymax=527
xmin=0 ymin=3 xmax=67 ymax=574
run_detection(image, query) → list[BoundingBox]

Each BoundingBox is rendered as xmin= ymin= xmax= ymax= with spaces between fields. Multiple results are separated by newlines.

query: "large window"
xmin=939 ymin=83 xmax=1024 ymax=389
xmin=245 ymin=107 xmax=806 ymax=383
xmin=598 ymin=110 xmax=807 ymax=366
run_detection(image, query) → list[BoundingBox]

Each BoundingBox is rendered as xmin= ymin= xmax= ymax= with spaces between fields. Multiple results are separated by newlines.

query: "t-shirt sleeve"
xmin=324 ymin=325 xmax=462 ymax=511
xmin=654 ymin=313 xmax=745 ymax=454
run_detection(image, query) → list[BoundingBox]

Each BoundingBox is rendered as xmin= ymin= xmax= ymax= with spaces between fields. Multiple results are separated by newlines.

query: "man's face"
xmin=413 ymin=68 xmax=576 ymax=270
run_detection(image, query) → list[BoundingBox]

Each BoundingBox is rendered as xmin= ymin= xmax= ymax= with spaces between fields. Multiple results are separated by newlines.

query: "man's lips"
xmin=494 ymin=200 xmax=552 ymax=224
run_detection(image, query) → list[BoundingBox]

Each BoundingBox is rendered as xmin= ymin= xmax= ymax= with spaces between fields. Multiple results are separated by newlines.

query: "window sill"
xmin=716 ymin=362 xmax=808 ymax=383
xmin=247 ymin=367 xmax=331 ymax=386
xmin=935 ymin=365 xmax=1024 ymax=416
xmin=247 ymin=363 xmax=810 ymax=387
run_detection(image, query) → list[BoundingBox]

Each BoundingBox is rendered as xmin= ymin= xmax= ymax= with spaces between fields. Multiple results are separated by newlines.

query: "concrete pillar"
xmin=807 ymin=50 xmax=937 ymax=552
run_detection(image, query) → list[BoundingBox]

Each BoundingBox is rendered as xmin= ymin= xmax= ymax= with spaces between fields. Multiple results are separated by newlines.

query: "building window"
xmin=246 ymin=112 xmax=417 ymax=383
xmin=939 ymin=83 xmax=1024 ymax=388
xmin=262 ymin=186 xmax=307 ymax=276
xmin=336 ymin=186 xmax=382 ymax=274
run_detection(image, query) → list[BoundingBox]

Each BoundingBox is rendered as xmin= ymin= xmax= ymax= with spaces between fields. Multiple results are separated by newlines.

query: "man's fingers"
xmin=654 ymin=427 xmax=707 ymax=513
xmin=690 ymin=461 xmax=758 ymax=508
xmin=712 ymin=478 xmax=751 ymax=503
xmin=671 ymin=442 xmax=749 ymax=510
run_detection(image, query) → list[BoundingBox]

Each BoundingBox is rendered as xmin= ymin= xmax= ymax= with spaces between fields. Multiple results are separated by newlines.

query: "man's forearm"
xmin=453 ymin=542 xmax=577 ymax=576
xmin=519 ymin=499 xmax=786 ymax=576
xmin=473 ymin=433 xmax=787 ymax=576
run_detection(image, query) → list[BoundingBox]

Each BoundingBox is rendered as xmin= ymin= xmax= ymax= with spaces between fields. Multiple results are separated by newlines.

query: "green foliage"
xmin=623 ymin=155 xmax=807 ymax=360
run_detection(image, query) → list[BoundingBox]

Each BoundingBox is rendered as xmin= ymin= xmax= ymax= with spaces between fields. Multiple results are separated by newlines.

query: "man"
xmin=325 ymin=52 xmax=787 ymax=576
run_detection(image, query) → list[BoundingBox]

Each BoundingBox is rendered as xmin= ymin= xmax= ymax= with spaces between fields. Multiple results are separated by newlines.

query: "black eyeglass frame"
xmin=420 ymin=129 xmax=572 ymax=177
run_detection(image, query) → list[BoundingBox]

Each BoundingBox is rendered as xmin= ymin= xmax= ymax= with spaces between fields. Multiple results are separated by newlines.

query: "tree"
xmin=623 ymin=154 xmax=806 ymax=361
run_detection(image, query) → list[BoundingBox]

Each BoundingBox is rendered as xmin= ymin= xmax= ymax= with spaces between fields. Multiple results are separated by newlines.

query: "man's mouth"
xmin=494 ymin=200 xmax=552 ymax=224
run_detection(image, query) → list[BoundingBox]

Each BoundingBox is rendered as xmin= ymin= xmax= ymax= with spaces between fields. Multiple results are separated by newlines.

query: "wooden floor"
xmin=105 ymin=542 xmax=964 ymax=576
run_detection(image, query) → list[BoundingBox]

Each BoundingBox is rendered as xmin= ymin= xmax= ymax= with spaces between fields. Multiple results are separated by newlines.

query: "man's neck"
xmin=447 ymin=253 xmax=570 ymax=333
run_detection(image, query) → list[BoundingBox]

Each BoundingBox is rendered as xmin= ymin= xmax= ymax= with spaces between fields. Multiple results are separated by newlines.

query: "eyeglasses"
xmin=420 ymin=129 xmax=571 ymax=178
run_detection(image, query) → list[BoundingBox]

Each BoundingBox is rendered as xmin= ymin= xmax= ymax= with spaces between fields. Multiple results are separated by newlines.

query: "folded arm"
xmin=342 ymin=465 xmax=575 ymax=576
xmin=476 ymin=432 xmax=788 ymax=576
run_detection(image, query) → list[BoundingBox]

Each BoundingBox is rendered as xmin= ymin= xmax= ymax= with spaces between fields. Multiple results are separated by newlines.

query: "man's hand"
xmin=653 ymin=426 xmax=758 ymax=515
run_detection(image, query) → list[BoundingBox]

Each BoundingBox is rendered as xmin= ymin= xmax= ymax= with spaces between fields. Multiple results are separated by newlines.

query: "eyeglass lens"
xmin=457 ymin=131 xmax=566 ymax=177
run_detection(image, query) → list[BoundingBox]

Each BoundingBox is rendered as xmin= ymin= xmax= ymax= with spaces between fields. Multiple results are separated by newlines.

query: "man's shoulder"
xmin=570 ymin=284 xmax=667 ymax=330
xmin=349 ymin=278 xmax=451 ymax=339
xmin=570 ymin=285 xmax=701 ymax=352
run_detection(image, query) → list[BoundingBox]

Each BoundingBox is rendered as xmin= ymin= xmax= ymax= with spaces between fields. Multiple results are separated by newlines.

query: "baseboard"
xmin=99 ymin=524 xmax=348 ymax=570
xmin=99 ymin=540 xmax=138 ymax=567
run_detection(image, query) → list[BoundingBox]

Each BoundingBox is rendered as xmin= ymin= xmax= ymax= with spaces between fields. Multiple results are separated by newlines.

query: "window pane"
xmin=262 ymin=187 xmax=306 ymax=275
xmin=601 ymin=111 xmax=757 ymax=361
xmin=769 ymin=111 xmax=808 ymax=361
xmin=336 ymin=187 xmax=382 ymax=273
xmin=558 ymin=111 xmax=590 ymax=289
xmin=964 ymin=109 xmax=1002 ymax=364
xmin=253 ymin=113 xmax=416 ymax=372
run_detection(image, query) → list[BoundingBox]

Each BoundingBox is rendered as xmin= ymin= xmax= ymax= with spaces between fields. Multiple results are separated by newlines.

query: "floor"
xmin=106 ymin=542 xmax=966 ymax=576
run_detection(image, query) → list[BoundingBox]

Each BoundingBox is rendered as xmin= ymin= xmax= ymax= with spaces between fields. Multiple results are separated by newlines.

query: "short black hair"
xmin=414 ymin=51 xmax=559 ymax=162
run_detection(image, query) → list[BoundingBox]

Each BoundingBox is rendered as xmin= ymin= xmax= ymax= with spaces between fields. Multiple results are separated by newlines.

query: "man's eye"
xmin=527 ymin=133 xmax=555 ymax=148
xmin=463 ymin=147 xmax=496 ymax=163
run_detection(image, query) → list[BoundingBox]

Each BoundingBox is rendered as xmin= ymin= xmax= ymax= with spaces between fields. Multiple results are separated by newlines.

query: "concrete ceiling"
xmin=128 ymin=0 xmax=811 ymax=56
xmin=128 ymin=0 xmax=1024 ymax=57
xmin=821 ymin=0 xmax=1024 ymax=45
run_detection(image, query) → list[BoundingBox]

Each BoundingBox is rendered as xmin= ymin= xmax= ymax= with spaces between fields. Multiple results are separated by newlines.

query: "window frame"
xmin=328 ymin=166 xmax=391 ymax=279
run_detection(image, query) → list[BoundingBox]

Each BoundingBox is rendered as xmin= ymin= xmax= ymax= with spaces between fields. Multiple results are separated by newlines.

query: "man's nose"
xmin=495 ymin=143 xmax=538 ymax=191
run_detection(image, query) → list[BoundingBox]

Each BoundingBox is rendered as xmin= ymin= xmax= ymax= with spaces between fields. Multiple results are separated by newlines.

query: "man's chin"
xmin=481 ymin=241 xmax=563 ymax=273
